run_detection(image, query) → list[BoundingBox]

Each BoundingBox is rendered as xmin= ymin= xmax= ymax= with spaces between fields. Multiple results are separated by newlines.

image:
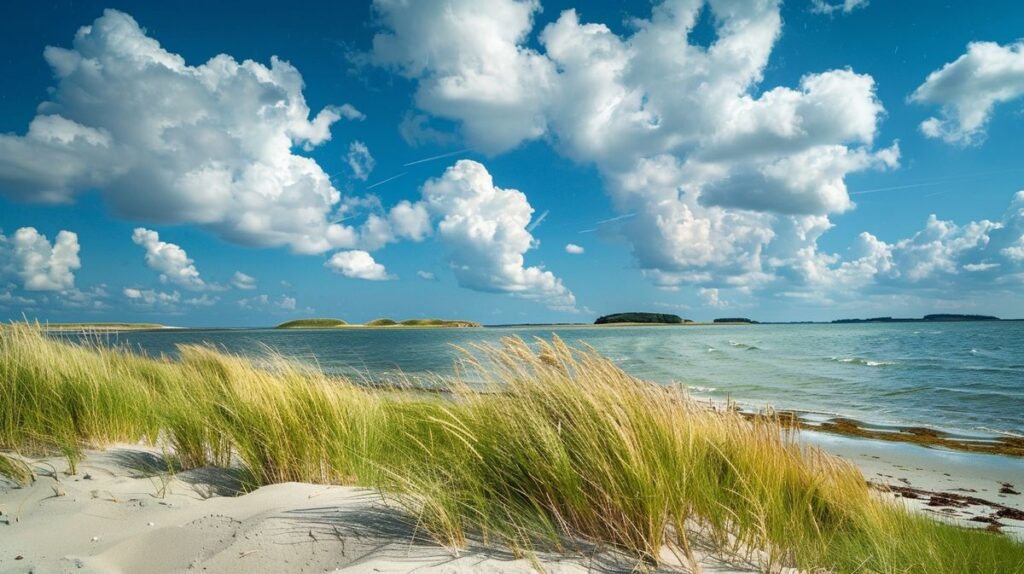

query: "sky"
xmin=1 ymin=0 xmax=1024 ymax=326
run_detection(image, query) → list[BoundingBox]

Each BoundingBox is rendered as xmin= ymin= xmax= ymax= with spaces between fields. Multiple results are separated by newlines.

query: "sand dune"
xmin=0 ymin=447 xmax=758 ymax=574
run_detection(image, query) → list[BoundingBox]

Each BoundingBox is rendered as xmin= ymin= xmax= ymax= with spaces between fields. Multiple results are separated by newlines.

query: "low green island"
xmin=275 ymin=318 xmax=348 ymax=329
xmin=832 ymin=314 xmax=1000 ymax=324
xmin=594 ymin=312 xmax=688 ymax=325
xmin=275 ymin=318 xmax=480 ymax=329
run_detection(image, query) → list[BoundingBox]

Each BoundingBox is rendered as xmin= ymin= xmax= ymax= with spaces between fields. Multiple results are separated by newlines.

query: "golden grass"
xmin=1 ymin=324 xmax=1022 ymax=572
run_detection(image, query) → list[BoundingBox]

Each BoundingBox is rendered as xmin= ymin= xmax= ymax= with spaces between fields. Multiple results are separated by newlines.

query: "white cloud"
xmin=346 ymin=141 xmax=376 ymax=181
xmin=0 ymin=9 xmax=362 ymax=254
xmin=912 ymin=40 xmax=1024 ymax=145
xmin=779 ymin=191 xmax=1024 ymax=300
xmin=231 ymin=271 xmax=257 ymax=290
xmin=123 ymin=287 xmax=181 ymax=311
xmin=325 ymin=250 xmax=393 ymax=281
xmin=565 ymin=243 xmax=584 ymax=255
xmin=420 ymin=160 xmax=576 ymax=310
xmin=337 ymin=104 xmax=366 ymax=121
xmin=131 ymin=228 xmax=208 ymax=291
xmin=417 ymin=270 xmax=436 ymax=280
xmin=237 ymin=293 xmax=298 ymax=311
xmin=371 ymin=0 xmax=556 ymax=153
xmin=0 ymin=227 xmax=80 ymax=291
xmin=698 ymin=287 xmax=727 ymax=309
xmin=810 ymin=0 xmax=869 ymax=15
xmin=370 ymin=0 xmax=897 ymax=294
xmin=185 ymin=294 xmax=219 ymax=307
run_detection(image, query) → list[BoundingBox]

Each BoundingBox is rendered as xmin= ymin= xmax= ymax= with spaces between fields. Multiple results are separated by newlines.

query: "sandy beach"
xmin=0 ymin=447 xmax=767 ymax=574
xmin=3 ymin=436 xmax=1021 ymax=573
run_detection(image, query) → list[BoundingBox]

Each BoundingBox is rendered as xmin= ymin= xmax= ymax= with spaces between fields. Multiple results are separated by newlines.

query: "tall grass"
xmin=1 ymin=324 xmax=1021 ymax=573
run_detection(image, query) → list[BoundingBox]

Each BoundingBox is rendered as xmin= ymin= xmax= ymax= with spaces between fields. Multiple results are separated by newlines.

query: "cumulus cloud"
xmin=131 ymin=228 xmax=208 ymax=291
xmin=698 ymin=287 xmax=728 ymax=309
xmin=0 ymin=227 xmax=80 ymax=291
xmin=369 ymin=0 xmax=898 ymax=294
xmin=0 ymin=9 xmax=363 ymax=254
xmin=237 ymin=293 xmax=298 ymax=311
xmin=231 ymin=271 xmax=257 ymax=290
xmin=185 ymin=294 xmax=219 ymax=307
xmin=123 ymin=287 xmax=181 ymax=312
xmin=356 ymin=199 xmax=433 ymax=251
xmin=371 ymin=0 xmax=556 ymax=153
xmin=565 ymin=243 xmax=584 ymax=255
xmin=346 ymin=141 xmax=376 ymax=180
xmin=780 ymin=191 xmax=1024 ymax=301
xmin=337 ymin=104 xmax=366 ymax=121
xmin=416 ymin=270 xmax=436 ymax=280
xmin=810 ymin=0 xmax=869 ymax=15
xmin=419 ymin=160 xmax=576 ymax=310
xmin=911 ymin=40 xmax=1024 ymax=145
xmin=325 ymin=250 xmax=393 ymax=280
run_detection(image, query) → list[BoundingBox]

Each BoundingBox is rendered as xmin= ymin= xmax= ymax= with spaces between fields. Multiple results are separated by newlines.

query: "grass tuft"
xmin=0 ymin=324 xmax=1021 ymax=572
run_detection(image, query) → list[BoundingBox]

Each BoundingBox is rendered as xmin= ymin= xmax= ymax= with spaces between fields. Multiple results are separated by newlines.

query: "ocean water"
xmin=58 ymin=321 xmax=1024 ymax=438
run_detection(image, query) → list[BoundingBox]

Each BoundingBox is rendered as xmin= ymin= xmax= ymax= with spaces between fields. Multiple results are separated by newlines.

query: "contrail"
xmin=366 ymin=172 xmax=407 ymax=189
xmin=527 ymin=209 xmax=549 ymax=232
xmin=850 ymin=167 xmax=1024 ymax=196
xmin=849 ymin=182 xmax=945 ymax=195
xmin=595 ymin=213 xmax=636 ymax=224
xmin=576 ymin=212 xmax=636 ymax=233
xmin=403 ymin=149 xmax=468 ymax=167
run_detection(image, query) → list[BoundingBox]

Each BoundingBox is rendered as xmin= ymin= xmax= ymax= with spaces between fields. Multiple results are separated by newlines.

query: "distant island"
xmin=594 ymin=312 xmax=688 ymax=325
xmin=276 ymin=318 xmax=348 ymax=329
xmin=832 ymin=314 xmax=1000 ymax=324
xmin=275 ymin=318 xmax=481 ymax=329
xmin=713 ymin=317 xmax=759 ymax=324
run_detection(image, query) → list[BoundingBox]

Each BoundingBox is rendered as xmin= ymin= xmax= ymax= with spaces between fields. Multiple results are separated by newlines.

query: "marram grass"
xmin=1 ymin=324 xmax=1021 ymax=573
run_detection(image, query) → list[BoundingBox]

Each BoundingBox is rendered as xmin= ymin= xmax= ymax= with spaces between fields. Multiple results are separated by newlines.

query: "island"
xmin=275 ymin=318 xmax=348 ymax=329
xmin=275 ymin=318 xmax=481 ymax=329
xmin=713 ymin=317 xmax=759 ymax=324
xmin=594 ymin=312 xmax=687 ymax=325
xmin=832 ymin=314 xmax=1000 ymax=324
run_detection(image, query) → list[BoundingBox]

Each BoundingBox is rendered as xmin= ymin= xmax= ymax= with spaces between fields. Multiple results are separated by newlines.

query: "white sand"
xmin=801 ymin=430 xmax=1024 ymax=538
xmin=0 ymin=447 xmax=760 ymax=574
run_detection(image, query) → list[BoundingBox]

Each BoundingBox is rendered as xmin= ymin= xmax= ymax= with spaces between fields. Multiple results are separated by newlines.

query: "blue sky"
xmin=2 ymin=0 xmax=1024 ymax=326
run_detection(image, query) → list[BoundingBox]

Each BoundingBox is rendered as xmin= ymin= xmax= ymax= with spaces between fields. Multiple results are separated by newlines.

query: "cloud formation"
xmin=131 ymin=228 xmax=208 ymax=291
xmin=231 ymin=271 xmax=258 ymax=290
xmin=810 ymin=0 xmax=869 ymax=16
xmin=0 ymin=227 xmax=81 ymax=291
xmin=0 ymin=9 xmax=361 ymax=254
xmin=325 ymin=250 xmax=392 ymax=280
xmin=565 ymin=243 xmax=584 ymax=255
xmin=369 ymin=0 xmax=898 ymax=295
xmin=420 ymin=160 xmax=576 ymax=310
xmin=237 ymin=293 xmax=298 ymax=311
xmin=912 ymin=40 xmax=1024 ymax=145
xmin=346 ymin=141 xmax=376 ymax=181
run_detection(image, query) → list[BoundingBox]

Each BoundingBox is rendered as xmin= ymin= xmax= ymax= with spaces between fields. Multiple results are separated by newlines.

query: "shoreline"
xmin=3 ymin=326 xmax=1023 ymax=572
xmin=2 ymin=432 xmax=1021 ymax=573
xmin=0 ymin=447 xmax=762 ymax=573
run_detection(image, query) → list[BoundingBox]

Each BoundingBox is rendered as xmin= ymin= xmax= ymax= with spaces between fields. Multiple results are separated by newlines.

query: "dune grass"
xmin=1 ymin=324 xmax=1022 ymax=572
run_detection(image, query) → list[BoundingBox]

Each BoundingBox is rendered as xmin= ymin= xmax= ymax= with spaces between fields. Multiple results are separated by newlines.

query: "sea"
xmin=57 ymin=321 xmax=1024 ymax=439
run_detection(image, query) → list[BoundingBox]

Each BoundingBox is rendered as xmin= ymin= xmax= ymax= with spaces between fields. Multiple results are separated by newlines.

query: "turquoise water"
xmin=59 ymin=322 xmax=1024 ymax=437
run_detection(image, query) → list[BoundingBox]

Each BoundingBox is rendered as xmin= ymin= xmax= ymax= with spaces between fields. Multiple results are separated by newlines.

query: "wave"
xmin=828 ymin=356 xmax=896 ymax=367
xmin=687 ymin=385 xmax=717 ymax=393
xmin=728 ymin=340 xmax=761 ymax=351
